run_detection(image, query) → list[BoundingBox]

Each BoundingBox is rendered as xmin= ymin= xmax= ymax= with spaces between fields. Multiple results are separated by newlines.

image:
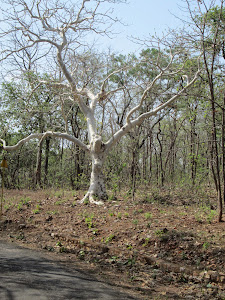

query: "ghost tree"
xmin=0 ymin=0 xmax=201 ymax=204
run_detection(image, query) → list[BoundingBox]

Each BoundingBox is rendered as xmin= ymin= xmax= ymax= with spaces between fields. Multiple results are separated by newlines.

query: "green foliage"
xmin=84 ymin=214 xmax=95 ymax=229
xmin=143 ymin=237 xmax=150 ymax=247
xmin=32 ymin=204 xmax=41 ymax=214
xmin=104 ymin=234 xmax=115 ymax=244
xmin=194 ymin=205 xmax=216 ymax=224
xmin=205 ymin=6 xmax=225 ymax=32
xmin=54 ymin=190 xmax=64 ymax=198
xmin=117 ymin=212 xmax=122 ymax=219
xmin=16 ymin=197 xmax=31 ymax=211
xmin=202 ymin=241 xmax=210 ymax=250
xmin=0 ymin=42 xmax=224 ymax=220
xmin=78 ymin=250 xmax=85 ymax=260
xmin=144 ymin=212 xmax=152 ymax=220
xmin=133 ymin=219 xmax=138 ymax=226
xmin=56 ymin=241 xmax=67 ymax=253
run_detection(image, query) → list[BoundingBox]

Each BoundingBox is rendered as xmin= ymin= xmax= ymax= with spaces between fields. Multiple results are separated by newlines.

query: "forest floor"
xmin=0 ymin=186 xmax=225 ymax=299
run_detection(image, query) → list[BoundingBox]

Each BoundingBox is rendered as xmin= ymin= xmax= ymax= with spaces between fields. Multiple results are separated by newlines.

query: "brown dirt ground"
xmin=0 ymin=187 xmax=225 ymax=299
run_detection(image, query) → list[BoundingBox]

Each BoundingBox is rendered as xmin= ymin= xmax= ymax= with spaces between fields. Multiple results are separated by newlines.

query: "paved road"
xmin=0 ymin=241 xmax=138 ymax=300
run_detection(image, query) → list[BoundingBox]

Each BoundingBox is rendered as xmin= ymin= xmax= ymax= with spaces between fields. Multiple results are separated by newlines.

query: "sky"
xmin=96 ymin=0 xmax=183 ymax=53
xmin=96 ymin=0 xmax=223 ymax=54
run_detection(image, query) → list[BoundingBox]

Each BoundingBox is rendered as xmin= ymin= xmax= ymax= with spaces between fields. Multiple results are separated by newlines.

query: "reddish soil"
xmin=0 ymin=187 xmax=225 ymax=299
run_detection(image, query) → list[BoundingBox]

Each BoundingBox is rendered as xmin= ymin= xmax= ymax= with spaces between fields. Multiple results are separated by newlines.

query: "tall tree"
xmin=0 ymin=0 xmax=200 ymax=204
xmin=181 ymin=0 xmax=225 ymax=221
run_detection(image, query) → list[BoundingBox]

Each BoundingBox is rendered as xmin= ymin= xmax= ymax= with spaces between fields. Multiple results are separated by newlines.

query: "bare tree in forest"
xmin=0 ymin=0 xmax=201 ymax=204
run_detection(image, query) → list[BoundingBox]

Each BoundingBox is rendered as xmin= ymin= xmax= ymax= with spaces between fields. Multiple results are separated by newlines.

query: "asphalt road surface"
xmin=0 ymin=241 xmax=138 ymax=300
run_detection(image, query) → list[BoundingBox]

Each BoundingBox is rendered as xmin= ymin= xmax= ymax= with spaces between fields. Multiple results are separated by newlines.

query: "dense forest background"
xmin=0 ymin=1 xmax=225 ymax=217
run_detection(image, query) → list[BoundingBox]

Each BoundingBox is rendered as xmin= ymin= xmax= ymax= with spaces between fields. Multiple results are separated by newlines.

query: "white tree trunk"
xmin=80 ymin=135 xmax=108 ymax=205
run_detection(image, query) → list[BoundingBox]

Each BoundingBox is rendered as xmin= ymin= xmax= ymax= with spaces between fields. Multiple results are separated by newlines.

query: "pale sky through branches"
xmin=96 ymin=0 xmax=182 ymax=53
xmin=96 ymin=0 xmax=222 ymax=54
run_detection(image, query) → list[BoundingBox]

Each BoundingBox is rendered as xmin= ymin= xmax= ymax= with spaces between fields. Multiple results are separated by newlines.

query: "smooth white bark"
xmin=0 ymin=132 xmax=89 ymax=152
xmin=80 ymin=152 xmax=107 ymax=205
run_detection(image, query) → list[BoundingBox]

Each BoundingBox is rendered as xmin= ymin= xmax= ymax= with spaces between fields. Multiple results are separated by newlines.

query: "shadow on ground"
xmin=0 ymin=241 xmax=138 ymax=300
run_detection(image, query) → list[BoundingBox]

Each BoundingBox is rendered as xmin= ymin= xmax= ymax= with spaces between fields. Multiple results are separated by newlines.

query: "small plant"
xmin=55 ymin=190 xmax=64 ymax=198
xmin=56 ymin=241 xmax=67 ymax=253
xmin=133 ymin=219 xmax=138 ymax=225
xmin=155 ymin=229 xmax=170 ymax=242
xmin=117 ymin=212 xmax=122 ymax=219
xmin=194 ymin=211 xmax=203 ymax=223
xmin=105 ymin=234 xmax=115 ymax=244
xmin=4 ymin=203 xmax=11 ymax=211
xmin=130 ymin=276 xmax=137 ymax=282
xmin=16 ymin=196 xmax=31 ymax=211
xmin=92 ymin=228 xmax=99 ymax=235
xmin=109 ymin=256 xmax=118 ymax=263
xmin=124 ymin=255 xmax=136 ymax=267
xmin=155 ymin=229 xmax=164 ymax=237
xmin=195 ymin=205 xmax=217 ymax=224
xmin=147 ymin=222 xmax=151 ymax=228
xmin=143 ymin=237 xmax=150 ymax=247
xmin=33 ymin=204 xmax=41 ymax=214
xmin=126 ymin=244 xmax=133 ymax=250
xmin=205 ymin=209 xmax=216 ymax=224
xmin=16 ymin=232 xmax=25 ymax=240
xmin=203 ymin=241 xmax=210 ymax=250
xmin=59 ymin=246 xmax=66 ymax=253
xmin=79 ymin=250 xmax=85 ymax=260
xmin=85 ymin=214 xmax=95 ymax=229
xmin=182 ymin=251 xmax=187 ymax=260
xmin=179 ymin=211 xmax=187 ymax=216
xmin=143 ymin=196 xmax=153 ymax=203
xmin=144 ymin=212 xmax=152 ymax=220
xmin=83 ymin=198 xmax=89 ymax=205
xmin=55 ymin=198 xmax=68 ymax=205
xmin=17 ymin=202 xmax=23 ymax=211
xmin=20 ymin=197 xmax=31 ymax=207
xmin=55 ymin=200 xmax=62 ymax=205
xmin=71 ymin=191 xmax=77 ymax=197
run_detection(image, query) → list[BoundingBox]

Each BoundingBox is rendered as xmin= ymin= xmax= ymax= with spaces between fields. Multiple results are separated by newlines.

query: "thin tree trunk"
xmin=222 ymin=92 xmax=225 ymax=207
xmin=131 ymin=149 xmax=137 ymax=201
xmin=149 ymin=133 xmax=153 ymax=180
xmin=44 ymin=137 xmax=50 ymax=185
xmin=35 ymin=141 xmax=43 ymax=187
xmin=211 ymin=94 xmax=222 ymax=222
xmin=11 ymin=151 xmax=20 ymax=188
xmin=157 ymin=122 xmax=164 ymax=186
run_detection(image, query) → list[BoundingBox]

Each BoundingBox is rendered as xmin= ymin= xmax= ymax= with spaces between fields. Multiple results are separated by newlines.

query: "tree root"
xmin=79 ymin=192 xmax=104 ymax=205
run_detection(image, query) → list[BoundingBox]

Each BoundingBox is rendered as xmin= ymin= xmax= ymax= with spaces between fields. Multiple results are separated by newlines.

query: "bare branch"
xmin=0 ymin=131 xmax=89 ymax=152
xmin=105 ymin=67 xmax=201 ymax=151
xmin=89 ymin=67 xmax=127 ymax=110
xmin=125 ymin=51 xmax=178 ymax=124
